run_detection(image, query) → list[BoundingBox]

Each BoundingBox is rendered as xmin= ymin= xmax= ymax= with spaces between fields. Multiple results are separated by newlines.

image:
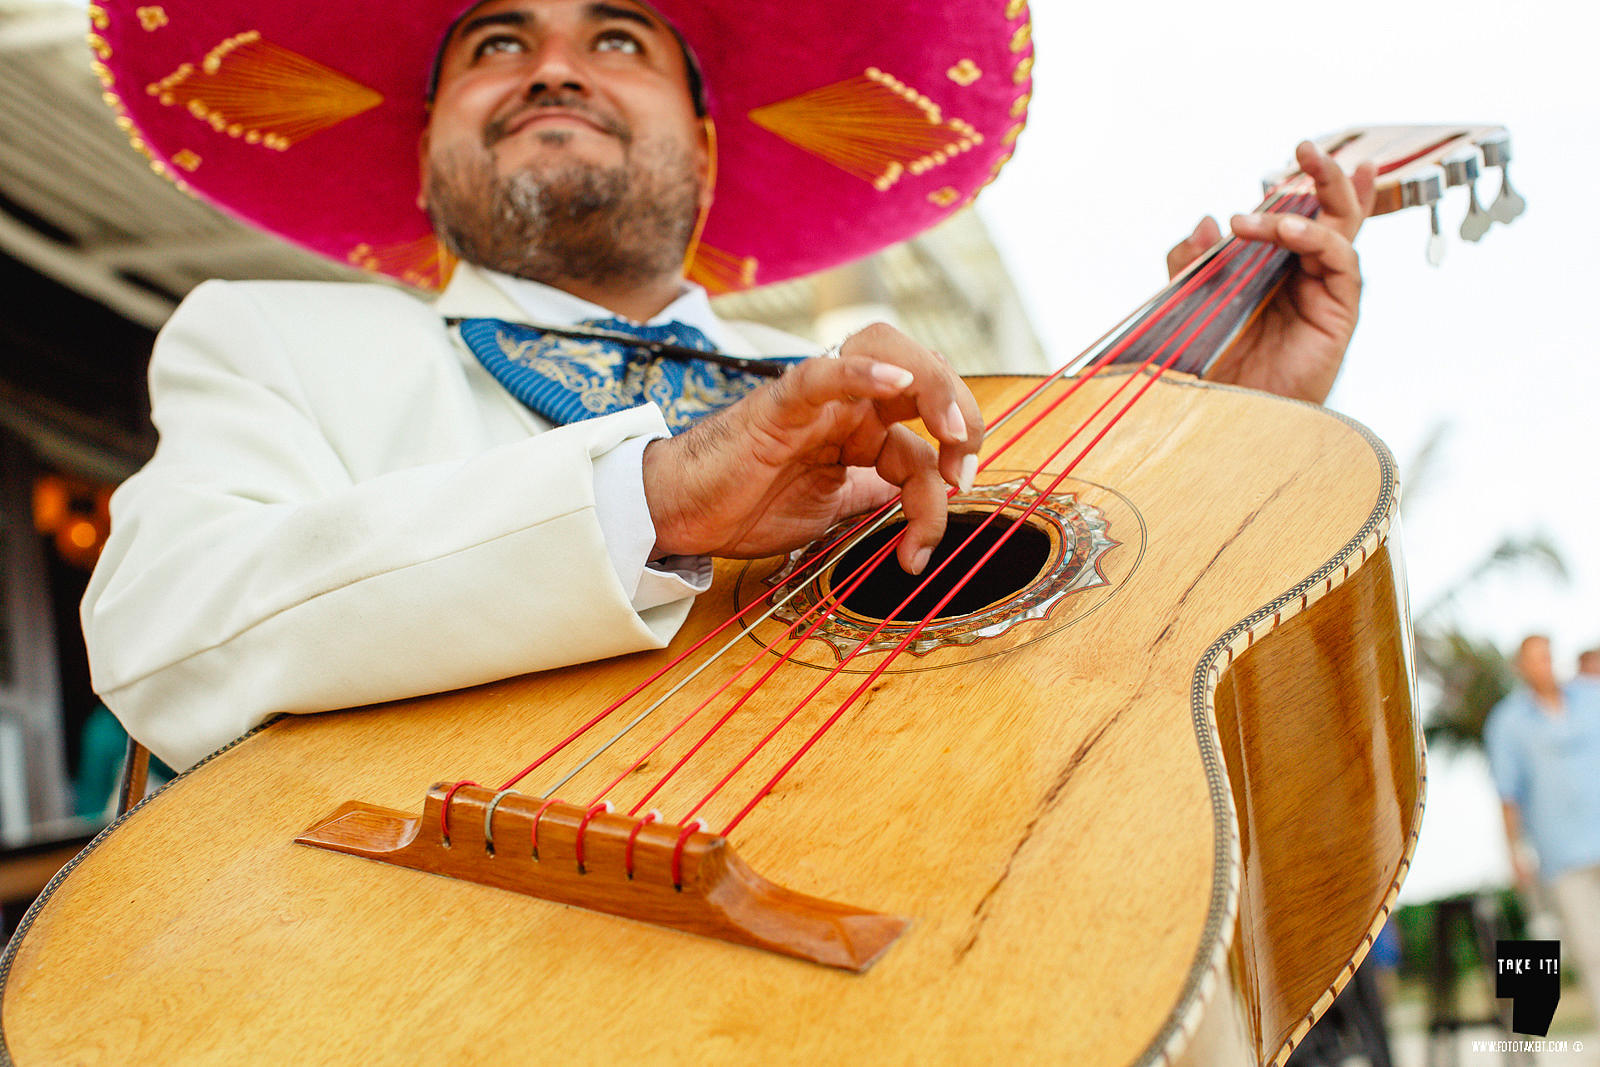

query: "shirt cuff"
xmin=591 ymin=434 xmax=713 ymax=612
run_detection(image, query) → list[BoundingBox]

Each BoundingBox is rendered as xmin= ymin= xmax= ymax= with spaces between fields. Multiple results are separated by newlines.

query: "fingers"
xmin=1167 ymin=216 xmax=1223 ymax=280
xmin=794 ymin=324 xmax=983 ymax=492
xmin=842 ymin=323 xmax=983 ymax=452
xmin=1230 ymin=145 xmax=1365 ymax=314
xmin=872 ymin=425 xmax=948 ymax=573
xmin=1229 ymin=208 xmax=1358 ymax=281
xmin=775 ymin=326 xmax=984 ymax=573
xmin=1294 ymin=139 xmax=1377 ymax=241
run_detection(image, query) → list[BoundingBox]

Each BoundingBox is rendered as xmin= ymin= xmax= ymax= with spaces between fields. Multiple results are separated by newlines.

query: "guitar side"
xmin=0 ymin=371 xmax=1420 ymax=1065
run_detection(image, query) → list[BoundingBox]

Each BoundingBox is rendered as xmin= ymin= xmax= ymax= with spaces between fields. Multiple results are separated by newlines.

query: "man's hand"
xmin=642 ymin=323 xmax=982 ymax=574
xmin=1166 ymin=141 xmax=1378 ymax=404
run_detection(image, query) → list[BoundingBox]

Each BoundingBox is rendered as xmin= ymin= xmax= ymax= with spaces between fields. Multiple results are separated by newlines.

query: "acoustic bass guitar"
xmin=1 ymin=124 xmax=1523 ymax=1065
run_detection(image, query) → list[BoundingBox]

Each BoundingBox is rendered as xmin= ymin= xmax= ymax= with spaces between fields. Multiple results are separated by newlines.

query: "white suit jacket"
xmin=82 ymin=265 xmax=808 ymax=770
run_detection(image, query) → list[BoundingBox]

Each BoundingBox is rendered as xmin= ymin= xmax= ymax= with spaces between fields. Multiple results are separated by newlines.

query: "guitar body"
xmin=0 ymin=370 xmax=1420 ymax=1065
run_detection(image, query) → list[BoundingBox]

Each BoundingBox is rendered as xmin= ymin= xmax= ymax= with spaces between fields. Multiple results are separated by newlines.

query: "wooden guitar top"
xmin=1 ymin=371 xmax=1421 ymax=1065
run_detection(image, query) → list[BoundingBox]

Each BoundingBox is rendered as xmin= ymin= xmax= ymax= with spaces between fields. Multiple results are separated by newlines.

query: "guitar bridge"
xmin=295 ymin=783 xmax=907 ymax=972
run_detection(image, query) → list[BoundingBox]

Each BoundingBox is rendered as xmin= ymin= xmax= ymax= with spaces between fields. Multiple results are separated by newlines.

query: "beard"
xmin=424 ymin=131 xmax=702 ymax=291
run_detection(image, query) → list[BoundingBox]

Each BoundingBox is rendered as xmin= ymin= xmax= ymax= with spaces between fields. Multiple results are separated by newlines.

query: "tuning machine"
xmin=1442 ymin=150 xmax=1492 ymax=243
xmin=1479 ymin=132 xmax=1526 ymax=224
xmin=1403 ymin=133 xmax=1525 ymax=265
xmin=1391 ymin=164 xmax=1449 ymax=265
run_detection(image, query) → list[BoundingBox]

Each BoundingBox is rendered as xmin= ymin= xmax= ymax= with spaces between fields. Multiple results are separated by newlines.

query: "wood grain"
xmin=0 ymin=371 xmax=1421 ymax=1065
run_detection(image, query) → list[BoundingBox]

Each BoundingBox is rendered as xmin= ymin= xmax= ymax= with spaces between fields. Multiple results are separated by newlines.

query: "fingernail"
xmin=1280 ymin=215 xmax=1308 ymax=236
xmin=944 ymin=400 xmax=967 ymax=442
xmin=870 ymin=362 xmax=914 ymax=389
xmin=958 ymin=454 xmax=977 ymax=494
xmin=911 ymin=546 xmax=932 ymax=575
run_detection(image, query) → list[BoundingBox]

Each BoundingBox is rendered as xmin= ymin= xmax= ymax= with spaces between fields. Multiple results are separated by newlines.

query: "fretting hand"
xmin=1166 ymin=141 xmax=1378 ymax=404
xmin=642 ymin=323 xmax=983 ymax=574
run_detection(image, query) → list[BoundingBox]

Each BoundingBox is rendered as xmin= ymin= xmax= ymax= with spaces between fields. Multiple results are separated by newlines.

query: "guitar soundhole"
xmin=828 ymin=512 xmax=1051 ymax=623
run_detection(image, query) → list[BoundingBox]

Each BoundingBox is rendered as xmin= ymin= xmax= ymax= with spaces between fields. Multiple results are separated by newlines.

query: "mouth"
xmin=488 ymin=103 xmax=625 ymax=148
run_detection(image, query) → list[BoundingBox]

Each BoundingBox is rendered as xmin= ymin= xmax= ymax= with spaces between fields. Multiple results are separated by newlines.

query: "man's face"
xmin=1518 ymin=637 xmax=1556 ymax=689
xmin=420 ymin=0 xmax=709 ymax=286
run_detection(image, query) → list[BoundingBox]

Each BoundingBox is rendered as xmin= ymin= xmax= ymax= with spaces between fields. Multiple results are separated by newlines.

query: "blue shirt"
xmin=1484 ymin=679 xmax=1600 ymax=879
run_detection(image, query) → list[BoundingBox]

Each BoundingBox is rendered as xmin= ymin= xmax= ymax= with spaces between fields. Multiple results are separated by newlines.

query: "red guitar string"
xmin=492 ymin=494 xmax=911 ymax=794
xmin=670 ymin=819 xmax=706 ymax=888
xmin=604 ymin=534 xmax=903 ymax=816
xmin=574 ymin=801 xmax=612 ymax=872
xmin=530 ymin=795 xmax=564 ymax=859
xmin=487 ymin=187 xmax=1316 ymax=804
xmin=613 ymin=192 xmax=1313 ymax=829
xmin=438 ymin=779 xmax=479 ymax=844
xmin=475 ymin=185 xmax=1320 ymax=839
xmin=706 ymin=215 xmax=1311 ymax=836
xmin=608 ymin=268 xmax=1250 ymax=814
xmin=489 ymin=318 xmax=1098 ymax=799
xmin=623 ymin=810 xmax=658 ymax=878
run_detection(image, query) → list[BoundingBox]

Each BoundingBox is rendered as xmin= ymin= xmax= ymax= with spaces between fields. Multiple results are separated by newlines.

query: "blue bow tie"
xmin=457 ymin=317 xmax=803 ymax=434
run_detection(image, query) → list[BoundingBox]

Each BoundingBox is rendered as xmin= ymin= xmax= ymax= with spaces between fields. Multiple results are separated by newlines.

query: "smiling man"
xmin=82 ymin=0 xmax=1373 ymax=772
xmin=422 ymin=0 xmax=711 ymax=316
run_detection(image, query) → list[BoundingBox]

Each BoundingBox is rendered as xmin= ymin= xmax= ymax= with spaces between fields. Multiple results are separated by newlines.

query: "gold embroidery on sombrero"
xmin=347 ymin=236 xmax=456 ymax=292
xmin=1013 ymin=55 xmax=1033 ymax=85
xmin=145 ymin=32 xmax=382 ymax=151
xmin=988 ymin=150 xmax=1013 ymax=183
xmin=1004 ymin=0 xmax=1027 ymax=18
xmin=172 ymin=149 xmax=200 ymax=171
xmin=748 ymin=69 xmax=983 ymax=193
xmin=687 ymin=242 xmax=758 ymax=295
xmin=928 ymin=187 xmax=960 ymax=207
xmin=88 ymin=33 xmax=111 ymax=60
xmin=946 ymin=60 xmax=981 ymax=86
xmin=1009 ymin=23 xmax=1032 ymax=53
xmin=136 ymin=6 xmax=168 ymax=31
xmin=88 ymin=7 xmax=199 ymax=195
xmin=1011 ymin=92 xmax=1030 ymax=118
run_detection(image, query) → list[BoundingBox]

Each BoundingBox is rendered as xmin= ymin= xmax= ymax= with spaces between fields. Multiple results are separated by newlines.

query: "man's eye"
xmin=593 ymin=30 xmax=642 ymax=54
xmin=472 ymin=34 xmax=525 ymax=59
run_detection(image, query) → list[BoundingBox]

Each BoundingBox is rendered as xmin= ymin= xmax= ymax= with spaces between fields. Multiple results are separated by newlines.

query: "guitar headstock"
xmin=1265 ymin=124 xmax=1524 ymax=265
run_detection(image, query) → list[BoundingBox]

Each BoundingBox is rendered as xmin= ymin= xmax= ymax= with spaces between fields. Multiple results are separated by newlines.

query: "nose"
xmin=519 ymin=32 xmax=591 ymax=98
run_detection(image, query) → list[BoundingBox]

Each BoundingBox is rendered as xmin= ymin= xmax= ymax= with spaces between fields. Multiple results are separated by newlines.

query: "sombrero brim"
xmin=88 ymin=0 xmax=1032 ymax=291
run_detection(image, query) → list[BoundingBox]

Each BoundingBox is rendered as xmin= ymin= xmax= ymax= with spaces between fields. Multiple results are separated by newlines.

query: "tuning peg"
xmin=1441 ymin=149 xmax=1492 ymax=243
xmin=1427 ymin=202 xmax=1447 ymax=266
xmin=1460 ymin=183 xmax=1493 ymax=242
xmin=1489 ymin=165 xmax=1527 ymax=224
xmin=1478 ymin=133 xmax=1527 ymax=224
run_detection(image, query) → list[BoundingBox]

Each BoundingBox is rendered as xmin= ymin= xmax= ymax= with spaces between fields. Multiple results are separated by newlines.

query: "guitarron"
xmin=1 ymin=125 xmax=1523 ymax=1065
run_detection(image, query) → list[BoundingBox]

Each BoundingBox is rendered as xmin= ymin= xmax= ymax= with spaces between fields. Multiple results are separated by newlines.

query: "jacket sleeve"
xmin=82 ymin=280 xmax=696 ymax=770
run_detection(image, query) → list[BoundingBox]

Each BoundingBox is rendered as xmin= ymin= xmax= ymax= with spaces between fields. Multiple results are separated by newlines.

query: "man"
xmin=82 ymin=0 xmax=1374 ymax=772
xmin=1579 ymin=647 xmax=1600 ymax=680
xmin=1485 ymin=634 xmax=1600 ymax=1023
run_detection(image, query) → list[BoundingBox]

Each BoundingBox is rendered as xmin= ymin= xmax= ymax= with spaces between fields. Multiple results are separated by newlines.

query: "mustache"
xmin=484 ymin=92 xmax=628 ymax=147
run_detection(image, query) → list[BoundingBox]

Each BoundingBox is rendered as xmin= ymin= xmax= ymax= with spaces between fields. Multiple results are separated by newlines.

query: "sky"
xmin=976 ymin=0 xmax=1599 ymax=901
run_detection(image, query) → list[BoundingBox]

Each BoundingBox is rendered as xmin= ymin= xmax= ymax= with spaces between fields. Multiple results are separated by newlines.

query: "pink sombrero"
xmin=86 ymin=0 xmax=1033 ymax=292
